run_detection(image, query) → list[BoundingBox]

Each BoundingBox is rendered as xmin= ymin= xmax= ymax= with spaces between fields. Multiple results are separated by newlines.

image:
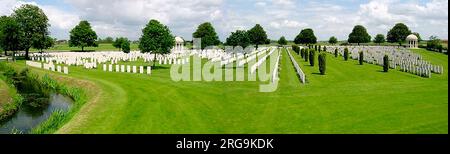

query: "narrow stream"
xmin=0 ymin=93 xmax=73 ymax=134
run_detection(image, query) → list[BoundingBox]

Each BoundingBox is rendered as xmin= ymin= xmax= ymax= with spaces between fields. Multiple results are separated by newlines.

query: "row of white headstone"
xmin=237 ymin=48 xmax=268 ymax=67
xmin=324 ymin=46 xmax=444 ymax=78
xmin=198 ymin=47 xmax=268 ymax=67
xmin=30 ymin=51 xmax=193 ymax=68
xmin=158 ymin=57 xmax=190 ymax=65
xmin=399 ymin=62 xmax=433 ymax=78
xmin=26 ymin=61 xmax=69 ymax=74
xmin=250 ymin=48 xmax=275 ymax=74
xmin=102 ymin=64 xmax=151 ymax=75
xmin=286 ymin=49 xmax=306 ymax=84
xmin=272 ymin=49 xmax=282 ymax=83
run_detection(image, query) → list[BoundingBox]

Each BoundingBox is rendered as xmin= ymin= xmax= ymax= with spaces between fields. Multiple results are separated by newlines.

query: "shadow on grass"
xmin=152 ymin=65 xmax=170 ymax=70
xmin=376 ymin=70 xmax=388 ymax=73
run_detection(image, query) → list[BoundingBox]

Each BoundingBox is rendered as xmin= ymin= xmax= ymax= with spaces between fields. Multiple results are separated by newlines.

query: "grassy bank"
xmin=31 ymin=75 xmax=87 ymax=134
xmin=1 ymin=62 xmax=87 ymax=134
xmin=0 ymin=63 xmax=24 ymax=121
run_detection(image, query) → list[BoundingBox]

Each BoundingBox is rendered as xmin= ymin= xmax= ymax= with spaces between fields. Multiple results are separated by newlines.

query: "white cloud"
xmin=1 ymin=0 xmax=448 ymax=41
xmin=41 ymin=6 xmax=80 ymax=30
xmin=270 ymin=20 xmax=307 ymax=29
xmin=355 ymin=0 xmax=448 ymax=40
xmin=272 ymin=0 xmax=294 ymax=6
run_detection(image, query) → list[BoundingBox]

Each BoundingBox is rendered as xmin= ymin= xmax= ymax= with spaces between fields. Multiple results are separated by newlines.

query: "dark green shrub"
xmin=318 ymin=53 xmax=326 ymax=75
xmin=300 ymin=48 xmax=304 ymax=58
xmin=383 ymin=55 xmax=389 ymax=72
xmin=344 ymin=48 xmax=349 ymax=61
xmin=309 ymin=49 xmax=315 ymax=66
xmin=359 ymin=51 xmax=364 ymax=65
xmin=334 ymin=48 xmax=338 ymax=57
xmin=122 ymin=41 xmax=131 ymax=53
xmin=323 ymin=46 xmax=327 ymax=52
xmin=292 ymin=45 xmax=300 ymax=54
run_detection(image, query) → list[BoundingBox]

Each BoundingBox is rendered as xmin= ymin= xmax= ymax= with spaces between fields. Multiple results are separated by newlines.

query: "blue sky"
xmin=1 ymin=0 xmax=448 ymax=41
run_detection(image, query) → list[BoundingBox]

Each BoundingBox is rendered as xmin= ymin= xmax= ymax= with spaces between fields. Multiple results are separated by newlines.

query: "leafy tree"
xmin=11 ymin=4 xmax=50 ymax=59
xmin=294 ymin=28 xmax=317 ymax=44
xmin=278 ymin=36 xmax=287 ymax=46
xmin=139 ymin=19 xmax=175 ymax=67
xmin=193 ymin=22 xmax=220 ymax=49
xmin=374 ymin=34 xmax=386 ymax=45
xmin=387 ymin=23 xmax=411 ymax=46
xmin=104 ymin=37 xmax=114 ymax=43
xmin=113 ymin=37 xmax=130 ymax=51
xmin=427 ymin=35 xmax=442 ymax=52
xmin=265 ymin=39 xmax=271 ymax=44
xmin=348 ymin=25 xmax=371 ymax=45
xmin=328 ymin=36 xmax=338 ymax=44
xmin=69 ymin=20 xmax=98 ymax=52
xmin=225 ymin=30 xmax=250 ymax=48
xmin=412 ymin=32 xmax=422 ymax=42
xmin=309 ymin=49 xmax=315 ymax=66
xmin=318 ymin=53 xmax=326 ymax=75
xmin=344 ymin=48 xmax=349 ymax=61
xmin=0 ymin=16 xmax=23 ymax=60
xmin=383 ymin=55 xmax=389 ymax=72
xmin=33 ymin=36 xmax=54 ymax=53
xmin=359 ymin=51 xmax=364 ymax=65
xmin=248 ymin=24 xmax=268 ymax=49
xmin=122 ymin=40 xmax=131 ymax=53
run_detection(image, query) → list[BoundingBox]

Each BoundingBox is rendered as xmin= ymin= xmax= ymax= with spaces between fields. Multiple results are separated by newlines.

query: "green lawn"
xmin=7 ymin=48 xmax=448 ymax=134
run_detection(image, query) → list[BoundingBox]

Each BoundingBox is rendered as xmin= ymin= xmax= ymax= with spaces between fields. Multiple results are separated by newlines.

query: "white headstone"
xmin=63 ymin=66 xmax=69 ymax=74
xmin=147 ymin=66 xmax=151 ymax=75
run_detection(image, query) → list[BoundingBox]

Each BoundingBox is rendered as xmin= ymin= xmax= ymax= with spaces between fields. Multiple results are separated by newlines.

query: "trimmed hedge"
xmin=318 ymin=53 xmax=326 ymax=75
xmin=300 ymin=48 xmax=304 ymax=58
xmin=309 ymin=49 xmax=315 ymax=66
xmin=334 ymin=48 xmax=338 ymax=57
xmin=383 ymin=55 xmax=389 ymax=72
xmin=344 ymin=48 xmax=349 ymax=61
xmin=359 ymin=51 xmax=364 ymax=65
xmin=292 ymin=45 xmax=300 ymax=54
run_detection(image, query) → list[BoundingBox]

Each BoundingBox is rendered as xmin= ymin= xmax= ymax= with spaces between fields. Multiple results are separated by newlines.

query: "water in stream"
xmin=0 ymin=93 xmax=73 ymax=134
